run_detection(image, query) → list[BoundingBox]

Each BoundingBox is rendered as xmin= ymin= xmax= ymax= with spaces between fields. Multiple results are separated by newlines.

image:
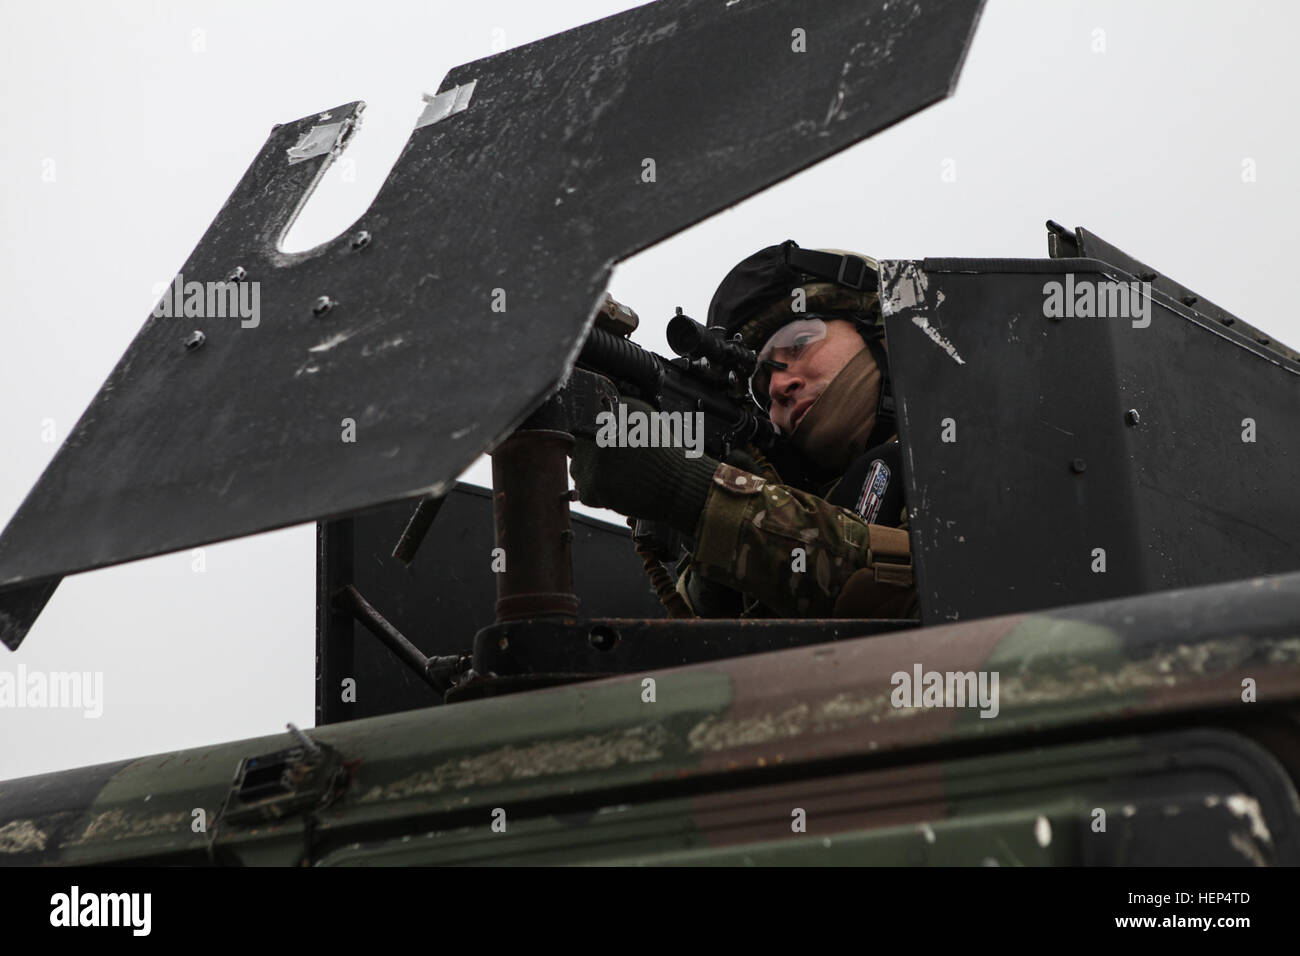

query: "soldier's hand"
xmin=569 ymin=398 xmax=719 ymax=534
xmin=569 ymin=433 xmax=636 ymax=513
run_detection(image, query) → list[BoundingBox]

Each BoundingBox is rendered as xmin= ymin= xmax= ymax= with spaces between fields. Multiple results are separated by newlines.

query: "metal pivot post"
xmin=489 ymin=402 xmax=579 ymax=622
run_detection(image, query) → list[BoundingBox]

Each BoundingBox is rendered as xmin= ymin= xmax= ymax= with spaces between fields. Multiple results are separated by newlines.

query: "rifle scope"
xmin=666 ymin=311 xmax=757 ymax=376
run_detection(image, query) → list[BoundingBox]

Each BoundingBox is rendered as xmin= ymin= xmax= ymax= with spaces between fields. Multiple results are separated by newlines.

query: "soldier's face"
xmin=766 ymin=318 xmax=866 ymax=434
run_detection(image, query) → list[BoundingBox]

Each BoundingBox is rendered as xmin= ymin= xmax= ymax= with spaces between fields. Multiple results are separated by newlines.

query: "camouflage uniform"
xmin=680 ymin=458 xmax=916 ymax=620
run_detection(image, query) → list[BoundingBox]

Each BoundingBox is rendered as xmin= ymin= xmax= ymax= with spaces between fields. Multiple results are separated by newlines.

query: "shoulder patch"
xmin=854 ymin=458 xmax=890 ymax=523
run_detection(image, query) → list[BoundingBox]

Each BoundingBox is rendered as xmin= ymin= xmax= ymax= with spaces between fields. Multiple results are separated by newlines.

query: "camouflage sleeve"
xmin=691 ymin=462 xmax=915 ymax=617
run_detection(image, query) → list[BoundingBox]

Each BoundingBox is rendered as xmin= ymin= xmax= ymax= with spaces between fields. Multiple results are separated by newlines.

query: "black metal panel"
xmin=315 ymin=483 xmax=668 ymax=724
xmin=0 ymin=0 xmax=985 ymax=648
xmin=882 ymin=257 xmax=1300 ymax=624
xmin=1067 ymin=224 xmax=1300 ymax=365
xmin=0 ymin=578 xmax=59 ymax=651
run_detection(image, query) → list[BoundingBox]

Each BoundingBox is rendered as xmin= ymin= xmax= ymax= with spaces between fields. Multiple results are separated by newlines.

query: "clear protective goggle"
xmin=748 ymin=317 xmax=829 ymax=409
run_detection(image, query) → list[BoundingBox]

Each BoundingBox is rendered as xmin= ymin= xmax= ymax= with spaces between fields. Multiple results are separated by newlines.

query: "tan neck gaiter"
xmin=789 ymin=345 xmax=882 ymax=475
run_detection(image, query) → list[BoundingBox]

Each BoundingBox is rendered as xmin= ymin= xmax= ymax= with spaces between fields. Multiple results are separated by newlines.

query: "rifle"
xmin=555 ymin=294 xmax=783 ymax=563
xmin=393 ymin=294 xmax=785 ymax=570
xmin=571 ymin=295 xmax=776 ymax=451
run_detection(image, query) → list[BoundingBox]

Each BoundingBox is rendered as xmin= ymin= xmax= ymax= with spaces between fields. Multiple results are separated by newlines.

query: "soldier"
xmin=571 ymin=241 xmax=917 ymax=619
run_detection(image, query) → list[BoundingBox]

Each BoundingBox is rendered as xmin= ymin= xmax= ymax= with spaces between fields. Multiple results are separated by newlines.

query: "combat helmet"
xmin=705 ymin=241 xmax=894 ymax=436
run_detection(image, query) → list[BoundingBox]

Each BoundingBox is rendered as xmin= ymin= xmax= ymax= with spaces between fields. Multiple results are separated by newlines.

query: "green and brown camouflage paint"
xmin=2 ymin=572 xmax=1298 ymax=866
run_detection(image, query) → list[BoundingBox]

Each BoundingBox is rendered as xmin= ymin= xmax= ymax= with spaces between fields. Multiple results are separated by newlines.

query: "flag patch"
xmin=855 ymin=459 xmax=890 ymax=523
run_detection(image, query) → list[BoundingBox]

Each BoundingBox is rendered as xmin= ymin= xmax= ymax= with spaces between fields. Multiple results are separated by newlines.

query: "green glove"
xmin=569 ymin=398 xmax=719 ymax=535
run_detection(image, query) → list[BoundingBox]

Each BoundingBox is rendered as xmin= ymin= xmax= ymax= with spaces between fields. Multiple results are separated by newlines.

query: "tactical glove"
xmin=569 ymin=398 xmax=719 ymax=535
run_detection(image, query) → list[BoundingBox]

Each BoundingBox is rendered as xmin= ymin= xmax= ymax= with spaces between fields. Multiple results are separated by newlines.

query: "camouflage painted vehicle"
xmin=3 ymin=570 xmax=1298 ymax=866
xmin=2 ymin=0 xmax=1298 ymax=866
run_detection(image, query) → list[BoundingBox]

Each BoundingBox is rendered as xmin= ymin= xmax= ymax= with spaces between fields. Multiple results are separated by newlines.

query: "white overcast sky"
xmin=2 ymin=0 xmax=1298 ymax=780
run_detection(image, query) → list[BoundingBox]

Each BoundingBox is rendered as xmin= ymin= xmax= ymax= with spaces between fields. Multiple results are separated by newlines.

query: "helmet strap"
xmin=782 ymin=241 xmax=878 ymax=291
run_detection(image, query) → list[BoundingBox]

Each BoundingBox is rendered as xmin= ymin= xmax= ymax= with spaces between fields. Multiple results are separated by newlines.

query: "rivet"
xmin=1124 ymin=409 xmax=1140 ymax=426
xmin=312 ymin=296 xmax=336 ymax=317
xmin=227 ymin=266 xmax=247 ymax=282
xmin=184 ymin=330 xmax=206 ymax=350
xmin=350 ymin=230 xmax=372 ymax=250
xmin=588 ymin=625 xmax=619 ymax=652
xmin=1181 ymin=293 xmax=1198 ymax=306
xmin=1070 ymin=458 xmax=1087 ymax=474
